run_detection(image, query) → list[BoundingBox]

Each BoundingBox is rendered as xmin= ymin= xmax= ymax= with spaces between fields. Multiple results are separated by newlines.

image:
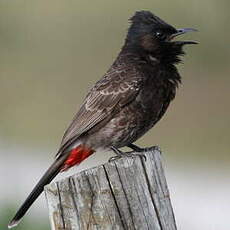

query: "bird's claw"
xmin=109 ymin=155 xmax=122 ymax=162
xmin=109 ymin=146 xmax=147 ymax=162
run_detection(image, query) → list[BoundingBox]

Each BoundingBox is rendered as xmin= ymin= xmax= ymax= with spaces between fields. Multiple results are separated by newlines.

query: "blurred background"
xmin=0 ymin=1 xmax=229 ymax=230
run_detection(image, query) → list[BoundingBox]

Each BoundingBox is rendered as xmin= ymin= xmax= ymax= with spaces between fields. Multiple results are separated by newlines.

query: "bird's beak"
xmin=169 ymin=28 xmax=198 ymax=45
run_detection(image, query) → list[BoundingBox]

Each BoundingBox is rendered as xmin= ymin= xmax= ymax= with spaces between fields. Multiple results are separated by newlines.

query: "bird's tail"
xmin=8 ymin=153 xmax=68 ymax=229
xmin=8 ymin=145 xmax=94 ymax=229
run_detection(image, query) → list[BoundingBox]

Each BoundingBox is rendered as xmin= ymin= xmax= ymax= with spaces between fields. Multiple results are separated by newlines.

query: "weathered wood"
xmin=45 ymin=146 xmax=177 ymax=230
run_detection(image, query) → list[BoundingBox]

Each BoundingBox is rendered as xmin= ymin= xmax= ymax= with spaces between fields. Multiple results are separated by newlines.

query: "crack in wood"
xmin=103 ymin=165 xmax=126 ymax=229
xmin=84 ymin=173 xmax=98 ymax=230
xmin=114 ymin=161 xmax=136 ymax=230
xmin=45 ymin=147 xmax=177 ymax=230
xmin=57 ymin=182 xmax=66 ymax=229
xmin=140 ymin=155 xmax=163 ymax=230
xmin=68 ymin=178 xmax=81 ymax=230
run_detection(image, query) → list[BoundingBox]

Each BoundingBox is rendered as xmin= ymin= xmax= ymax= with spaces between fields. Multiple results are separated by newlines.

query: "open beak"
xmin=170 ymin=28 xmax=198 ymax=45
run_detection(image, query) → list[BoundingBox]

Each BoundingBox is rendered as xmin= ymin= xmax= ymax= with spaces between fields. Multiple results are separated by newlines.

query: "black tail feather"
xmin=8 ymin=153 xmax=68 ymax=228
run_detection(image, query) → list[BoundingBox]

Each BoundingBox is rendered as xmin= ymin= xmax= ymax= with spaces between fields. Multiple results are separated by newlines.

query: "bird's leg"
xmin=109 ymin=145 xmax=146 ymax=162
xmin=111 ymin=146 xmax=123 ymax=156
xmin=127 ymin=144 xmax=147 ymax=160
xmin=128 ymin=143 xmax=160 ymax=154
xmin=127 ymin=143 xmax=144 ymax=152
xmin=108 ymin=146 xmax=123 ymax=162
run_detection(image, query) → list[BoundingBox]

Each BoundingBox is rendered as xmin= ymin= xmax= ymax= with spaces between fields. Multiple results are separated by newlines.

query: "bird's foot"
xmin=129 ymin=144 xmax=161 ymax=153
xmin=109 ymin=146 xmax=146 ymax=162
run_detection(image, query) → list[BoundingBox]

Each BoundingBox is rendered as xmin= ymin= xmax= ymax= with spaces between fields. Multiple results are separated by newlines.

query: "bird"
xmin=8 ymin=10 xmax=197 ymax=228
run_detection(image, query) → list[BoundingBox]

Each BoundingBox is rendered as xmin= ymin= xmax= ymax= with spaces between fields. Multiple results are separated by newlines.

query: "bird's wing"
xmin=57 ymin=64 xmax=142 ymax=155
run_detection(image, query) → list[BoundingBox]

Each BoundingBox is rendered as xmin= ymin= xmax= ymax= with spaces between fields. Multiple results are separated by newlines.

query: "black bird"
xmin=8 ymin=10 xmax=197 ymax=228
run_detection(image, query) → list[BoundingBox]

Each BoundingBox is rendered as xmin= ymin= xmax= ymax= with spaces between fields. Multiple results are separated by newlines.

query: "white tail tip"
xmin=8 ymin=219 xmax=20 ymax=229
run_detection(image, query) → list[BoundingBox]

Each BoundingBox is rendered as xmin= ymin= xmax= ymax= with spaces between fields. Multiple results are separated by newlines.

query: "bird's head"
xmin=125 ymin=11 xmax=197 ymax=64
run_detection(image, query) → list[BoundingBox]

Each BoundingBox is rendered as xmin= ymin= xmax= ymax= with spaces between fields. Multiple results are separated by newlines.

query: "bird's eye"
xmin=155 ymin=31 xmax=167 ymax=41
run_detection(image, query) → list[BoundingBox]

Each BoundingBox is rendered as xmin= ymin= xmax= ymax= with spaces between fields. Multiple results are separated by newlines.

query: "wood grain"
xmin=45 ymin=146 xmax=177 ymax=230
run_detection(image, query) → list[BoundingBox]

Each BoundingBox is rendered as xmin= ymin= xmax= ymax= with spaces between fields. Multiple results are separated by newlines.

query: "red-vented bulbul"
xmin=8 ymin=10 xmax=197 ymax=228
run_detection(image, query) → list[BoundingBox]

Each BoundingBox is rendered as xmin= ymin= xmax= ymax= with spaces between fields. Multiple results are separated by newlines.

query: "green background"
xmin=0 ymin=1 xmax=229 ymax=229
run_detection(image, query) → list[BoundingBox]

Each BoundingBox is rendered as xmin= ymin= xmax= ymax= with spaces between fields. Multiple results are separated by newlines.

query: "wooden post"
xmin=44 ymin=146 xmax=177 ymax=230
